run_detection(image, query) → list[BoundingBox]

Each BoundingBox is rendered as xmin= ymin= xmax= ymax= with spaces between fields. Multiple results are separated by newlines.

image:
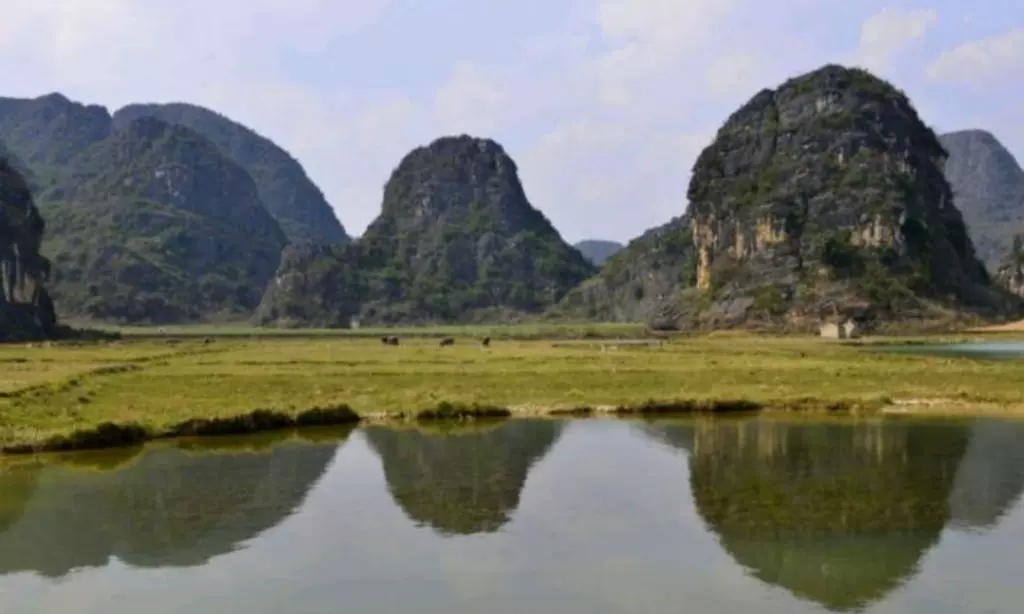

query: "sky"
xmin=1 ymin=1 xmax=1022 ymax=244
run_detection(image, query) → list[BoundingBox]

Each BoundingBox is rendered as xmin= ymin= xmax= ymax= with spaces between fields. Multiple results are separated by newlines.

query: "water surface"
xmin=880 ymin=340 xmax=1024 ymax=359
xmin=2 ymin=417 xmax=1024 ymax=613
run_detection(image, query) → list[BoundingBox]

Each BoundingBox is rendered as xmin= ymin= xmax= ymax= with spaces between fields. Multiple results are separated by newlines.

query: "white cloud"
xmin=854 ymin=7 xmax=938 ymax=73
xmin=926 ymin=27 xmax=1024 ymax=84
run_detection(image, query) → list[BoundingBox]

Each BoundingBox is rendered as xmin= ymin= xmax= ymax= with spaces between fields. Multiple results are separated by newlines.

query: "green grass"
xmin=1 ymin=330 xmax=1024 ymax=452
xmin=62 ymin=320 xmax=652 ymax=340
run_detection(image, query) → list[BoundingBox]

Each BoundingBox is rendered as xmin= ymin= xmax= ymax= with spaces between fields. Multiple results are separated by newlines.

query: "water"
xmin=2 ymin=417 xmax=1024 ymax=614
xmin=879 ymin=341 xmax=1024 ymax=359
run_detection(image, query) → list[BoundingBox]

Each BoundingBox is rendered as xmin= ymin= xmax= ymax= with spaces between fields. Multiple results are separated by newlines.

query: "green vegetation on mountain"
xmin=940 ymin=130 xmax=1024 ymax=268
xmin=573 ymin=239 xmax=623 ymax=266
xmin=256 ymin=135 xmax=596 ymax=326
xmin=0 ymin=93 xmax=112 ymax=181
xmin=39 ymin=117 xmax=287 ymax=323
xmin=681 ymin=64 xmax=1021 ymax=331
xmin=552 ymin=216 xmax=695 ymax=325
xmin=114 ymin=103 xmax=347 ymax=245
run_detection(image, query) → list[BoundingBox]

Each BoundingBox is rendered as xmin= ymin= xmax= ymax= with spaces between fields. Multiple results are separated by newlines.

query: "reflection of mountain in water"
xmin=0 ymin=431 xmax=347 ymax=578
xmin=363 ymin=420 xmax=564 ymax=536
xmin=641 ymin=419 xmax=972 ymax=612
xmin=948 ymin=418 xmax=1024 ymax=531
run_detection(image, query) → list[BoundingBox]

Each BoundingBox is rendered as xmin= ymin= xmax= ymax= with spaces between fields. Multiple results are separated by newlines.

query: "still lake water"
xmin=2 ymin=417 xmax=1024 ymax=614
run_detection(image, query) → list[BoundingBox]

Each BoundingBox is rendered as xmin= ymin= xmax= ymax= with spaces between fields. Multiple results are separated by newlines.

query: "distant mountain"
xmin=573 ymin=239 xmax=623 ymax=266
xmin=0 ymin=93 xmax=112 ymax=188
xmin=114 ymin=103 xmax=348 ymax=245
xmin=39 ymin=117 xmax=287 ymax=323
xmin=256 ymin=135 xmax=597 ymax=326
xmin=940 ymin=130 xmax=1024 ymax=268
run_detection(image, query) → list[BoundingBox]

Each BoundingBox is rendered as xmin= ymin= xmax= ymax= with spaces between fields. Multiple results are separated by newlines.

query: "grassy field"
xmin=63 ymin=320 xmax=652 ymax=340
xmin=1 ymin=330 xmax=1023 ymax=452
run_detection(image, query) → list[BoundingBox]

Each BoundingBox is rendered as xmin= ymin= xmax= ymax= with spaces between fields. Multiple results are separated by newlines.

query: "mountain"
xmin=0 ymin=93 xmax=112 ymax=183
xmin=256 ymin=135 xmax=596 ymax=326
xmin=39 ymin=117 xmax=288 ymax=323
xmin=573 ymin=239 xmax=623 ymax=266
xmin=679 ymin=64 xmax=1020 ymax=331
xmin=0 ymin=154 xmax=57 ymax=339
xmin=114 ymin=103 xmax=348 ymax=245
xmin=552 ymin=215 xmax=695 ymax=325
xmin=939 ymin=130 xmax=1024 ymax=268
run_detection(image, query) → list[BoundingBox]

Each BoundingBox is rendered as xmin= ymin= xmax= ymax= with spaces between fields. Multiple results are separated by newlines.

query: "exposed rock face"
xmin=114 ymin=103 xmax=348 ymax=245
xmin=0 ymin=155 xmax=56 ymax=339
xmin=940 ymin=130 xmax=1024 ymax=268
xmin=552 ymin=215 xmax=695 ymax=324
xmin=257 ymin=135 xmax=596 ymax=326
xmin=40 ymin=117 xmax=288 ymax=323
xmin=684 ymin=64 xmax=1020 ymax=330
xmin=573 ymin=239 xmax=623 ymax=266
xmin=995 ymin=235 xmax=1024 ymax=297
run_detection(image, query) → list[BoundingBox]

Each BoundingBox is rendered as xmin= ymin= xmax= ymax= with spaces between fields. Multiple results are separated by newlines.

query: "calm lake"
xmin=2 ymin=416 xmax=1024 ymax=614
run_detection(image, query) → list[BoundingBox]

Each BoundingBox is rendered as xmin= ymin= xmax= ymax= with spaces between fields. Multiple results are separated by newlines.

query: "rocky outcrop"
xmin=940 ymin=130 xmax=1024 ymax=268
xmin=0 ymin=155 xmax=56 ymax=339
xmin=114 ymin=103 xmax=348 ymax=245
xmin=994 ymin=235 xmax=1024 ymax=297
xmin=551 ymin=215 xmax=695 ymax=324
xmin=40 ymin=117 xmax=288 ymax=323
xmin=257 ymin=135 xmax=596 ymax=326
xmin=574 ymin=239 xmax=623 ymax=266
xmin=683 ymin=64 xmax=1020 ymax=331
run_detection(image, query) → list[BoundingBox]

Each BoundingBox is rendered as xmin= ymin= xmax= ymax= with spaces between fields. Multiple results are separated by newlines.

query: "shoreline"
xmin=5 ymin=396 xmax=1024 ymax=456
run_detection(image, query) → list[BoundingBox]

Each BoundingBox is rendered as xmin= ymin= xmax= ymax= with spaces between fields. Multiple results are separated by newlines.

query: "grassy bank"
xmin=1 ymin=331 xmax=1023 ymax=453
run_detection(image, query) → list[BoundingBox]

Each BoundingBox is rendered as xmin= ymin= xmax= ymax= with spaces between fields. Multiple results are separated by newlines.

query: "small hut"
xmin=819 ymin=317 xmax=860 ymax=339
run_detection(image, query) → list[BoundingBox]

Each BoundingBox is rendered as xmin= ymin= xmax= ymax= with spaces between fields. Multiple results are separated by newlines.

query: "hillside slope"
xmin=40 ymin=118 xmax=287 ymax=323
xmin=939 ymin=130 xmax=1024 ymax=267
xmin=114 ymin=103 xmax=347 ymax=245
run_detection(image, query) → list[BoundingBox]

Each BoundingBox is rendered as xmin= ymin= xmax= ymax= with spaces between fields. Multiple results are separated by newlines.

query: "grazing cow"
xmin=388 ymin=335 xmax=400 ymax=346
xmin=481 ymin=336 xmax=491 ymax=348
xmin=380 ymin=336 xmax=389 ymax=344
xmin=439 ymin=337 xmax=455 ymax=347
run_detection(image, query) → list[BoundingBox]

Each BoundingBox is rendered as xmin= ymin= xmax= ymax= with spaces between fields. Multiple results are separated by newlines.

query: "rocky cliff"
xmin=939 ymin=130 xmax=1024 ymax=268
xmin=257 ymin=135 xmax=596 ymax=326
xmin=682 ymin=64 xmax=1020 ymax=330
xmin=114 ymin=103 xmax=348 ymax=245
xmin=995 ymin=234 xmax=1024 ymax=298
xmin=574 ymin=239 xmax=623 ymax=266
xmin=551 ymin=215 xmax=695 ymax=324
xmin=40 ymin=117 xmax=287 ymax=323
xmin=0 ymin=154 xmax=56 ymax=339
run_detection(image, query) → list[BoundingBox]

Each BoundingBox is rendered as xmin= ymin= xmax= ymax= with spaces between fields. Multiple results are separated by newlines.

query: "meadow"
xmin=2 ymin=325 xmax=1024 ymax=452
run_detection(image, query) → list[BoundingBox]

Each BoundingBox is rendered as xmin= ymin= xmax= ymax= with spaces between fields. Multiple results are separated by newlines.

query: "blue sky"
xmin=1 ymin=0 xmax=1022 ymax=243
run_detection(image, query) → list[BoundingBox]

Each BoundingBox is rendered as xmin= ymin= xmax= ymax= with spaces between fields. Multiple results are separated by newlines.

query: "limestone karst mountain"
xmin=256 ymin=135 xmax=596 ymax=326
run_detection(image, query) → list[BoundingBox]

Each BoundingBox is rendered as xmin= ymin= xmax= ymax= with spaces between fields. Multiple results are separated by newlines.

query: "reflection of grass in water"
xmin=678 ymin=419 xmax=972 ymax=612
